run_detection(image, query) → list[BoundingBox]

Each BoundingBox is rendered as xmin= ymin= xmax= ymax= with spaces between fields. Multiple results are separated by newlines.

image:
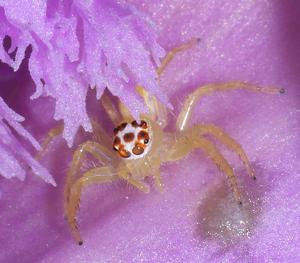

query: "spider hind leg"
xmin=192 ymin=124 xmax=255 ymax=180
xmin=194 ymin=137 xmax=243 ymax=204
xmin=166 ymin=134 xmax=242 ymax=204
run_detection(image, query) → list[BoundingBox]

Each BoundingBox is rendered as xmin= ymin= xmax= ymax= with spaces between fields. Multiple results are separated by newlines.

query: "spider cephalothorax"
xmin=113 ymin=120 xmax=152 ymax=159
xmin=38 ymin=38 xmax=283 ymax=245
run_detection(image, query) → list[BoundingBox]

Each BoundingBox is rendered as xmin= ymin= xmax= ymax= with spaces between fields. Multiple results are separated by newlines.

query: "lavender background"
xmin=1 ymin=0 xmax=300 ymax=262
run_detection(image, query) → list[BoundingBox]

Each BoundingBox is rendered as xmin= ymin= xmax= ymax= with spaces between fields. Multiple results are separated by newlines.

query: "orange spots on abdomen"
xmin=113 ymin=119 xmax=151 ymax=160
xmin=123 ymin=132 xmax=134 ymax=142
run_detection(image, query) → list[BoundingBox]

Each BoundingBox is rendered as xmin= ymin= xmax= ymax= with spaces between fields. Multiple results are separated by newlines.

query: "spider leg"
xmin=118 ymin=169 xmax=150 ymax=193
xmin=176 ymin=81 xmax=284 ymax=131
xmin=117 ymin=100 xmax=134 ymax=122
xmin=101 ymin=91 xmax=123 ymax=125
xmin=101 ymin=90 xmax=135 ymax=123
xmin=156 ymin=38 xmax=200 ymax=77
xmin=136 ymin=85 xmax=168 ymax=127
xmin=90 ymin=118 xmax=113 ymax=149
xmin=35 ymin=124 xmax=64 ymax=160
xmin=153 ymin=169 xmax=164 ymax=192
xmin=104 ymin=38 xmax=201 ymax=124
xmin=66 ymin=166 xmax=118 ymax=245
xmin=193 ymin=124 xmax=255 ymax=179
xmin=65 ymin=141 xmax=116 ymax=210
xmin=196 ymin=137 xmax=242 ymax=203
xmin=129 ymin=38 xmax=200 ymax=125
xmin=167 ymin=135 xmax=242 ymax=204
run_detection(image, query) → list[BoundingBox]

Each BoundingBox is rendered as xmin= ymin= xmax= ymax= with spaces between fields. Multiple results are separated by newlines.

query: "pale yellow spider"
xmin=39 ymin=39 xmax=283 ymax=245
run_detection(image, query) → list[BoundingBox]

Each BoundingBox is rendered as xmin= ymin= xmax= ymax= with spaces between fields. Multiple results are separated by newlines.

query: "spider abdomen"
xmin=113 ymin=120 xmax=152 ymax=160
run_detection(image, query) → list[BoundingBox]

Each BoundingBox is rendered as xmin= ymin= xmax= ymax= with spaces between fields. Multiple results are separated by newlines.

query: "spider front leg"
xmin=100 ymin=92 xmax=123 ymax=125
xmin=67 ymin=167 xmax=118 ymax=245
xmin=135 ymin=85 xmax=168 ymax=128
xmin=157 ymin=37 xmax=200 ymax=77
xmin=65 ymin=141 xmax=116 ymax=209
xmin=167 ymin=135 xmax=242 ymax=204
xmin=177 ymin=81 xmax=284 ymax=131
xmin=35 ymin=124 xmax=64 ymax=160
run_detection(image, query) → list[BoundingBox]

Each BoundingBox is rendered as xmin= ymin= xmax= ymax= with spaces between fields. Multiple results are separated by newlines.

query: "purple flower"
xmin=0 ymin=0 xmax=299 ymax=262
xmin=0 ymin=0 xmax=166 ymax=185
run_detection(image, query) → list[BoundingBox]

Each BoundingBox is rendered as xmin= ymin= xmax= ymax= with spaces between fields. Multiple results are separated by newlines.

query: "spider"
xmin=38 ymin=38 xmax=283 ymax=245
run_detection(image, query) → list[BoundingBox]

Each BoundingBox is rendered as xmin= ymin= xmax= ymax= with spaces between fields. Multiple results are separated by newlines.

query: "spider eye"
xmin=113 ymin=147 xmax=118 ymax=151
xmin=144 ymin=139 xmax=149 ymax=144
